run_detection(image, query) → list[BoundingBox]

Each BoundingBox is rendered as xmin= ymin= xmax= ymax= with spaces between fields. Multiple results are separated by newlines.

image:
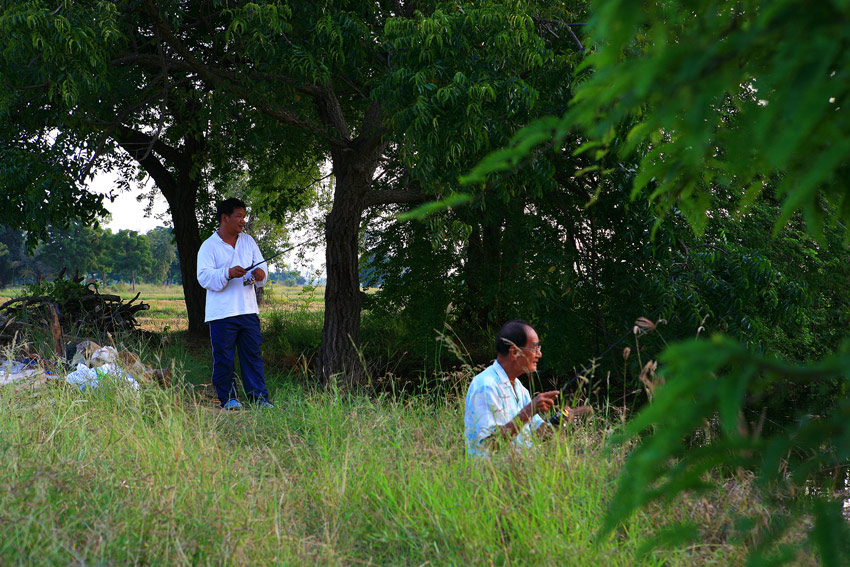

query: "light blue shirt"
xmin=464 ymin=360 xmax=545 ymax=456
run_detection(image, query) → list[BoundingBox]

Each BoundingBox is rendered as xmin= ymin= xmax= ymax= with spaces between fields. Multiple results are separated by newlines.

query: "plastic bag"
xmin=64 ymin=362 xmax=139 ymax=392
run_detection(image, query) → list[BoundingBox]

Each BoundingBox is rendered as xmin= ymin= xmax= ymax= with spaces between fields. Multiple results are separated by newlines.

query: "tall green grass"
xmin=0 ymin=285 xmax=769 ymax=565
xmin=0 ymin=372 xmax=744 ymax=566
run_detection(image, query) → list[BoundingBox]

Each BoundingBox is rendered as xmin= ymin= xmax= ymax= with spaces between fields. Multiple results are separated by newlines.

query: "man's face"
xmin=516 ymin=326 xmax=542 ymax=374
xmin=221 ymin=208 xmax=246 ymax=234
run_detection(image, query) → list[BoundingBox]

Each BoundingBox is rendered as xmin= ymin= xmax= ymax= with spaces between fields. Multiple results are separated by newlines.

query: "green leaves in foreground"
xmin=395 ymin=193 xmax=474 ymax=222
xmin=465 ymin=0 xmax=850 ymax=240
xmin=603 ymin=334 xmax=850 ymax=566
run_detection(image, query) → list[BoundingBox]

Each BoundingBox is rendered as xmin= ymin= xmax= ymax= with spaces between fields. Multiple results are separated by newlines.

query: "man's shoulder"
xmin=199 ymin=233 xmax=220 ymax=248
xmin=238 ymin=233 xmax=258 ymax=246
xmin=469 ymin=361 xmax=502 ymax=389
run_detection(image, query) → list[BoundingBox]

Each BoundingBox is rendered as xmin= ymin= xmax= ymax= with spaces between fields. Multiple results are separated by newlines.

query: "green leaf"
xmin=395 ymin=193 xmax=474 ymax=222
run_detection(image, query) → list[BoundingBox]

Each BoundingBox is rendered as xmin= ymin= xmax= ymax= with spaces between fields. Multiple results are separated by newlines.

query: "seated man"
xmin=464 ymin=319 xmax=588 ymax=456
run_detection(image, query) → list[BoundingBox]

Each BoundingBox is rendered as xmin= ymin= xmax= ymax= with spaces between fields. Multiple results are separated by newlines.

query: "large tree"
xmin=2 ymin=0 xmax=592 ymax=383
xmin=0 ymin=1 xmax=317 ymax=333
xmin=131 ymin=0 xmax=593 ymax=384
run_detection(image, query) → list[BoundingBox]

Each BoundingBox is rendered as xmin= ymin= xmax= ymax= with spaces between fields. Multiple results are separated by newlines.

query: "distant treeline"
xmin=0 ymin=223 xmax=308 ymax=289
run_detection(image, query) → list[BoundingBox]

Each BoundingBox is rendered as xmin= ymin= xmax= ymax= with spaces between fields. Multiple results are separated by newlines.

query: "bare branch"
xmin=532 ymin=17 xmax=586 ymax=52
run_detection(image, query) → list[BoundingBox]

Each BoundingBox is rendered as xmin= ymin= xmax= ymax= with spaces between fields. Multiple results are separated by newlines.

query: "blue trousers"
xmin=209 ymin=314 xmax=269 ymax=405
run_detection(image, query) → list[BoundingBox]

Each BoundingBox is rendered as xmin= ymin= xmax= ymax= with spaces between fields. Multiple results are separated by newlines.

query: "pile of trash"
xmin=0 ymin=340 xmax=171 ymax=393
xmin=0 ymin=357 xmax=49 ymax=387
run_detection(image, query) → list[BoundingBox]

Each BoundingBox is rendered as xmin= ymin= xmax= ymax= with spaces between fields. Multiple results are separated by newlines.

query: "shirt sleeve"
xmin=530 ymin=414 xmax=546 ymax=431
xmin=517 ymin=382 xmax=546 ymax=431
xmin=197 ymin=242 xmax=229 ymax=292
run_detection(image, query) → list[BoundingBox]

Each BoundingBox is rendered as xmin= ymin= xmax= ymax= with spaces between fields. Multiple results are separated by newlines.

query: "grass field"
xmin=0 ymin=284 xmax=806 ymax=566
xmin=0 ymin=282 xmax=327 ymax=335
xmin=0 ymin=373 xmax=753 ymax=566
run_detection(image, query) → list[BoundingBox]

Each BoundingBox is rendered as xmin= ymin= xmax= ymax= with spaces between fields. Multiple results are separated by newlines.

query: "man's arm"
xmin=197 ymin=243 xmax=231 ymax=291
xmin=496 ymin=390 xmax=559 ymax=439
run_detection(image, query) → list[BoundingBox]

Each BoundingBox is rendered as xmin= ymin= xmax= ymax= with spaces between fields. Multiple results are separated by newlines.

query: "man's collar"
xmin=216 ymin=230 xmax=240 ymax=243
xmin=492 ymin=360 xmax=512 ymax=385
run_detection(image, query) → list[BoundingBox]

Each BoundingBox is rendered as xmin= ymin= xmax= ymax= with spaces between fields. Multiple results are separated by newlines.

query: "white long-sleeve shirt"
xmin=197 ymin=232 xmax=267 ymax=322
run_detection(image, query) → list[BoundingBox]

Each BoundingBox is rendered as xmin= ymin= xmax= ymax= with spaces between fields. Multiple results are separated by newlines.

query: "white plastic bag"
xmin=65 ymin=362 xmax=139 ymax=392
xmin=90 ymin=346 xmax=119 ymax=366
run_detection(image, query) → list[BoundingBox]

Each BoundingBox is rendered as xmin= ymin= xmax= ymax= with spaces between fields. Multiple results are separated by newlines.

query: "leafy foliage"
xmin=105 ymin=229 xmax=154 ymax=286
xmin=569 ymin=5 xmax=850 ymax=560
xmin=0 ymin=1 xmax=121 ymax=239
xmin=467 ymin=0 xmax=850 ymax=239
xmin=145 ymin=227 xmax=178 ymax=285
xmin=36 ymin=222 xmax=106 ymax=279
xmin=459 ymin=0 xmax=850 ymax=564
xmin=23 ymin=276 xmax=91 ymax=304
xmin=606 ymin=335 xmax=850 ymax=565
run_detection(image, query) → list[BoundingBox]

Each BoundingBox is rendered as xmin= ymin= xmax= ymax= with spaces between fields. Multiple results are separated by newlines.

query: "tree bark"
xmin=316 ymin=150 xmax=378 ymax=386
xmin=463 ymin=220 xmax=505 ymax=328
xmin=169 ymin=194 xmax=206 ymax=335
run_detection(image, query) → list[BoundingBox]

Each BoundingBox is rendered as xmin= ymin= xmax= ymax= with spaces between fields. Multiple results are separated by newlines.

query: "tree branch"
xmin=363 ymin=189 xmax=430 ymax=208
xmin=312 ymin=84 xmax=350 ymax=142
xmin=141 ymin=0 xmax=345 ymax=146
xmin=113 ymin=125 xmax=184 ymax=165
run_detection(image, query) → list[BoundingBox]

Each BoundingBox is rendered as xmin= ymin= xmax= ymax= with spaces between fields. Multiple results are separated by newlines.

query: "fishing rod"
xmin=544 ymin=372 xmax=593 ymax=426
xmin=244 ymin=249 xmax=288 ymax=272
xmin=240 ymin=237 xmax=321 ymax=286
xmin=543 ymin=360 xmax=598 ymax=426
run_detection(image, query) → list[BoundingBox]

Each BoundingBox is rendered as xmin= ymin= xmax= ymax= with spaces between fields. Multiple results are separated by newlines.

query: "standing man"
xmin=197 ymin=198 xmax=273 ymax=409
xmin=464 ymin=319 xmax=560 ymax=456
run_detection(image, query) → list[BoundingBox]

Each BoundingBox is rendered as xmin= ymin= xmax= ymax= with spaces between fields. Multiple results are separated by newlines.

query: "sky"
xmin=93 ymin=172 xmax=168 ymax=234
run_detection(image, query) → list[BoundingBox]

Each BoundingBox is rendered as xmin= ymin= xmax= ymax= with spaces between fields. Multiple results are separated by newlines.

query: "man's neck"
xmin=218 ymin=228 xmax=238 ymax=245
xmin=496 ymin=356 xmax=521 ymax=384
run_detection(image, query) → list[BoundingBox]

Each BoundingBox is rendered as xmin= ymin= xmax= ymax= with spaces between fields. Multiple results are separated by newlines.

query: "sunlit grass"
xmin=0 ymin=369 xmax=745 ymax=566
xmin=0 ymin=284 xmax=778 ymax=566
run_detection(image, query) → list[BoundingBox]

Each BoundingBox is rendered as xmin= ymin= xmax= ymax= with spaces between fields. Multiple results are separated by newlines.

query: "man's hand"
xmin=228 ymin=266 xmax=247 ymax=279
xmin=555 ymin=404 xmax=594 ymax=427
xmin=530 ymin=390 xmax=560 ymax=414
xmin=252 ymin=267 xmax=266 ymax=281
xmin=567 ymin=404 xmax=594 ymax=421
xmin=499 ymin=390 xmax=561 ymax=439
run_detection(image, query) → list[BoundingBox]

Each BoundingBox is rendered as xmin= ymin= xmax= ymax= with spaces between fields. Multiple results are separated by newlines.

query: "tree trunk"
xmin=463 ymin=220 xmax=505 ymax=329
xmin=316 ymin=153 xmax=376 ymax=386
xmin=116 ymin=127 xmax=208 ymax=335
xmin=167 ymin=182 xmax=206 ymax=335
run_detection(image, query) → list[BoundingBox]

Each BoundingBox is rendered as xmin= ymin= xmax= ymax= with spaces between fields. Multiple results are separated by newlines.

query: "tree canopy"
xmin=0 ymin=0 xmax=323 ymax=332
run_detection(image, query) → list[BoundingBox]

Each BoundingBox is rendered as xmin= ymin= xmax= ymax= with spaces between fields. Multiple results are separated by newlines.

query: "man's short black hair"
xmin=216 ymin=198 xmax=247 ymax=222
xmin=496 ymin=319 xmax=531 ymax=355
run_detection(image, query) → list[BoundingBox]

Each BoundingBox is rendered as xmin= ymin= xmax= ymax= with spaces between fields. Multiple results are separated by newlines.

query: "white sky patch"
xmin=89 ymin=171 xmax=168 ymax=234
